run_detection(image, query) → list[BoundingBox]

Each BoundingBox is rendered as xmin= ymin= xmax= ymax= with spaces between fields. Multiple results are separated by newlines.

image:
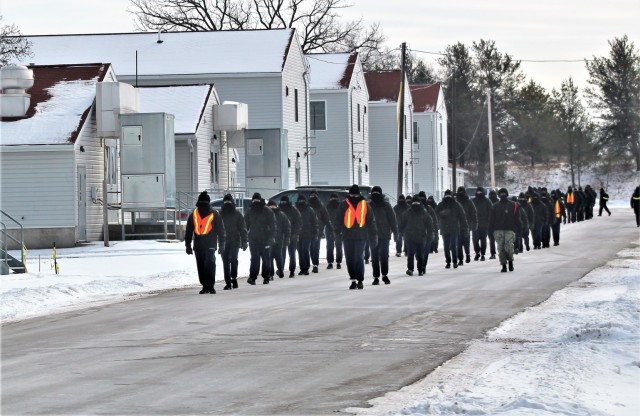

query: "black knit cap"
xmin=223 ymin=193 xmax=233 ymax=202
xmin=476 ymin=186 xmax=485 ymax=194
xmin=252 ymin=192 xmax=262 ymax=201
xmin=330 ymin=192 xmax=339 ymax=198
xmin=267 ymin=200 xmax=277 ymax=207
xmin=298 ymin=194 xmax=307 ymax=201
xmin=197 ymin=191 xmax=211 ymax=203
xmin=349 ymin=184 xmax=360 ymax=195
xmin=398 ymin=194 xmax=405 ymax=201
xmin=371 ymin=186 xmax=382 ymax=194
xmin=310 ymin=189 xmax=319 ymax=196
xmin=444 ymin=189 xmax=453 ymax=196
xmin=498 ymin=188 xmax=508 ymax=196
xmin=457 ymin=186 xmax=466 ymax=193
xmin=280 ymin=195 xmax=290 ymax=203
xmin=418 ymin=191 xmax=427 ymax=198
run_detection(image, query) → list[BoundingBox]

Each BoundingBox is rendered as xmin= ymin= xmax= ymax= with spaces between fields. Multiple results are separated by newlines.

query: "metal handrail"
xmin=0 ymin=210 xmax=24 ymax=250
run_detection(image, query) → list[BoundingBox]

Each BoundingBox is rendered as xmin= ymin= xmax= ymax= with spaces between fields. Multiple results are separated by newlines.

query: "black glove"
xmin=186 ymin=246 xmax=193 ymax=255
xmin=242 ymin=243 xmax=248 ymax=251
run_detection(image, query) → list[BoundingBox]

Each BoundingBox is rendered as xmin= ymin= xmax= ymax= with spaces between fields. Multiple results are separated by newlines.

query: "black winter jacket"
xmin=309 ymin=197 xmax=334 ymax=239
xmin=272 ymin=208 xmax=291 ymax=247
xmin=530 ymin=198 xmax=549 ymax=226
xmin=336 ymin=195 xmax=378 ymax=245
xmin=326 ymin=199 xmax=342 ymax=241
xmin=472 ymin=195 xmax=493 ymax=229
xmin=456 ymin=192 xmax=478 ymax=232
xmin=436 ymin=197 xmax=468 ymax=236
xmin=519 ymin=200 xmax=535 ymax=231
xmin=631 ymin=187 xmax=640 ymax=212
xmin=220 ymin=203 xmax=248 ymax=248
xmin=295 ymin=201 xmax=319 ymax=241
xmin=245 ymin=201 xmax=277 ymax=245
xmin=279 ymin=202 xmax=302 ymax=243
xmin=393 ymin=200 xmax=409 ymax=228
xmin=399 ymin=204 xmax=434 ymax=244
xmin=369 ymin=194 xmax=398 ymax=241
xmin=488 ymin=199 xmax=520 ymax=233
xmin=185 ymin=202 xmax=226 ymax=251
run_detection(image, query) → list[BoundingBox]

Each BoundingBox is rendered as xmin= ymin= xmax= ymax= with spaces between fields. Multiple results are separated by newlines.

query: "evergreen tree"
xmin=585 ymin=35 xmax=640 ymax=170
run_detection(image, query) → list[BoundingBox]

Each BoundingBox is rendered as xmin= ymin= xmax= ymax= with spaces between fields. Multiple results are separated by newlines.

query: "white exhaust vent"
xmin=0 ymin=65 xmax=34 ymax=117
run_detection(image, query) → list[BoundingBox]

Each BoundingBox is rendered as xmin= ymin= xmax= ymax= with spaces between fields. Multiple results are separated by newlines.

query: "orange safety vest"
xmin=566 ymin=192 xmax=574 ymax=204
xmin=554 ymin=200 xmax=562 ymax=218
xmin=344 ymin=199 xmax=368 ymax=228
xmin=193 ymin=209 xmax=214 ymax=235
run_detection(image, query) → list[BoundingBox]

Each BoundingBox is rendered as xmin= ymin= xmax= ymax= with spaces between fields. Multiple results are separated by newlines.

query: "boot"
xmin=406 ymin=269 xmax=413 ymax=276
xmin=418 ymin=271 xmax=423 ymax=277
xmin=395 ymin=252 xmax=402 ymax=257
xmin=277 ymin=270 xmax=284 ymax=278
xmin=263 ymin=278 xmax=270 ymax=284
xmin=210 ymin=288 xmax=216 ymax=294
xmin=199 ymin=288 xmax=209 ymax=294
xmin=501 ymin=264 xmax=507 ymax=273
xmin=372 ymin=277 xmax=380 ymax=285
xmin=232 ymin=278 xmax=238 ymax=289
xmin=445 ymin=263 xmax=451 ymax=269
xmin=382 ymin=276 xmax=390 ymax=284
xmin=466 ymin=255 xmax=471 ymax=263
xmin=474 ymin=253 xmax=480 ymax=261
xmin=247 ymin=277 xmax=256 ymax=285
xmin=490 ymin=254 xmax=496 ymax=259
xmin=289 ymin=271 xmax=295 ymax=278
xmin=327 ymin=263 xmax=333 ymax=269
xmin=457 ymin=259 xmax=464 ymax=266
xmin=349 ymin=281 xmax=357 ymax=290
xmin=336 ymin=263 xmax=342 ymax=269
xmin=223 ymin=284 xmax=232 ymax=290
xmin=357 ymin=280 xmax=364 ymax=289
xmin=312 ymin=265 xmax=318 ymax=273
xmin=453 ymin=261 xmax=458 ymax=269
xmin=508 ymin=261 xmax=514 ymax=272
xmin=481 ymin=255 xmax=485 ymax=261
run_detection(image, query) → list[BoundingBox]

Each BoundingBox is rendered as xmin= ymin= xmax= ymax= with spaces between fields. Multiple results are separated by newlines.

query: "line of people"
xmin=184 ymin=182 xmax=619 ymax=293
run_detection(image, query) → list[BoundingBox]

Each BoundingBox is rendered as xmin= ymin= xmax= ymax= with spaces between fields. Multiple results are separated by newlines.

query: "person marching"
xmin=517 ymin=192 xmax=534 ymax=252
xmin=308 ymin=189 xmax=334 ymax=273
xmin=550 ymin=190 xmax=566 ymax=246
xmin=368 ymin=186 xmax=398 ymax=285
xmin=599 ymin=187 xmax=611 ymax=216
xmin=279 ymin=195 xmax=302 ymax=278
xmin=488 ymin=188 xmax=520 ymax=273
xmin=455 ymin=186 xmax=478 ymax=265
xmin=399 ymin=195 xmax=434 ymax=276
xmin=436 ymin=189 xmax=468 ymax=269
xmin=185 ymin=191 xmax=226 ymax=294
xmin=295 ymin=195 xmax=319 ymax=276
xmin=244 ymin=193 xmax=276 ymax=285
xmin=267 ymin=200 xmax=291 ymax=280
xmin=219 ymin=194 xmax=248 ymax=290
xmin=472 ymin=186 xmax=492 ymax=261
xmin=529 ymin=192 xmax=548 ymax=250
xmin=336 ymin=184 xmax=378 ymax=290
xmin=325 ymin=192 xmax=344 ymax=269
xmin=418 ymin=192 xmax=439 ymax=270
xmin=426 ymin=195 xmax=440 ymax=253
xmin=631 ymin=186 xmax=640 ymax=227
xmin=487 ymin=189 xmax=499 ymax=259
xmin=393 ymin=194 xmax=409 ymax=257
xmin=584 ymin=185 xmax=597 ymax=219
xmin=565 ymin=186 xmax=576 ymax=223
xmin=539 ymin=190 xmax=552 ymax=248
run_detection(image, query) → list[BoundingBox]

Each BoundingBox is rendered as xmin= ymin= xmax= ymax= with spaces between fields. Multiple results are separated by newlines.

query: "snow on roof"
xmin=1 ymin=64 xmax=109 ymax=146
xmin=138 ymin=85 xmax=214 ymax=134
xmin=22 ymin=30 xmax=295 ymax=77
xmin=307 ymin=52 xmax=357 ymax=90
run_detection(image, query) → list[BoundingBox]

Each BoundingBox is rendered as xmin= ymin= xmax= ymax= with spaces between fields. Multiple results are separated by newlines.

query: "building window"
xmin=440 ymin=123 xmax=443 ymax=146
xmin=413 ymin=121 xmax=418 ymax=145
xmin=294 ymin=88 xmax=299 ymax=122
xmin=106 ymin=145 xmax=117 ymax=185
xmin=310 ymin=101 xmax=326 ymax=131
xmin=357 ymin=104 xmax=361 ymax=132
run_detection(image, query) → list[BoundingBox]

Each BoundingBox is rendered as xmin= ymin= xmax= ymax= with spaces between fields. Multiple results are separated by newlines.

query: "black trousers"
xmin=194 ymin=247 xmax=216 ymax=291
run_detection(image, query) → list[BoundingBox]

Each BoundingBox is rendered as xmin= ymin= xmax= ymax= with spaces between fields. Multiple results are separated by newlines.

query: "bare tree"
xmin=129 ymin=0 xmax=384 ymax=54
xmin=0 ymin=15 xmax=32 ymax=66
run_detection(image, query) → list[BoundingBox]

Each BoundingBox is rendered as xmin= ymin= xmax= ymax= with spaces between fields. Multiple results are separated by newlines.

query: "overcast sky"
xmin=2 ymin=0 xmax=639 ymax=91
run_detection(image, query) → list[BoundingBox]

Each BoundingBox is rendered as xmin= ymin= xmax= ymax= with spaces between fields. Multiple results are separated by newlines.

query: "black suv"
xmin=267 ymin=185 xmax=372 ymax=205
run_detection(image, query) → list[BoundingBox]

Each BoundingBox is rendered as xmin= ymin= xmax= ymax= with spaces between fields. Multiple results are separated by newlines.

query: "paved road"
xmin=2 ymin=209 xmax=638 ymax=415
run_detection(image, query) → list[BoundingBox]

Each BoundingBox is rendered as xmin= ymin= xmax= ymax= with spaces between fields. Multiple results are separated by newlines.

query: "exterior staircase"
xmin=1 ymin=210 xmax=27 ymax=274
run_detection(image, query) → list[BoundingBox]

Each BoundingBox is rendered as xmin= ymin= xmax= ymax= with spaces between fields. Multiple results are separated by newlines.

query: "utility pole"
xmin=487 ymin=89 xmax=496 ymax=189
xmin=397 ymin=42 xmax=406 ymax=197
xmin=451 ymin=73 xmax=456 ymax=192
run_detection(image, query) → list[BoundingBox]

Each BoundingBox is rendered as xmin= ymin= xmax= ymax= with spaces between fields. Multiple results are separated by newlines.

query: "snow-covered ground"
xmin=2 ymin=223 xmax=639 ymax=415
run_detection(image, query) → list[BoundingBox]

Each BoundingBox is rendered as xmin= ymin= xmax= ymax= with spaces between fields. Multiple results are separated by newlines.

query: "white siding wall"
xmin=282 ymin=41 xmax=310 ymax=188
xmin=196 ymin=103 xmax=215 ymax=193
xmin=309 ymin=92 xmax=350 ymax=184
xmin=368 ymin=104 xmax=398 ymax=197
xmin=350 ymin=61 xmax=370 ymax=186
xmin=75 ymin=113 xmax=106 ymax=242
xmin=0 ymin=148 xmax=75 ymax=228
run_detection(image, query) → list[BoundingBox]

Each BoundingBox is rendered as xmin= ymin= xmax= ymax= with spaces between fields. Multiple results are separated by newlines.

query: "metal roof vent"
xmin=0 ymin=65 xmax=34 ymax=117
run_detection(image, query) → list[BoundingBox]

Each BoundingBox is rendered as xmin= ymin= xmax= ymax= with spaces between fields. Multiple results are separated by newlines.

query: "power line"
xmin=408 ymin=48 xmax=594 ymax=63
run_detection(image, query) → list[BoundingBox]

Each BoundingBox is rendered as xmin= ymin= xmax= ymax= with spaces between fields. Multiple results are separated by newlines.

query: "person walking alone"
xmin=631 ymin=186 xmax=640 ymax=227
xmin=599 ymin=187 xmax=611 ymax=216
xmin=185 ymin=191 xmax=226 ymax=294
